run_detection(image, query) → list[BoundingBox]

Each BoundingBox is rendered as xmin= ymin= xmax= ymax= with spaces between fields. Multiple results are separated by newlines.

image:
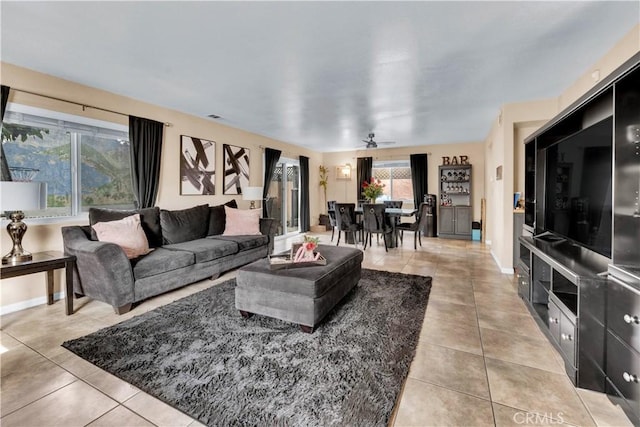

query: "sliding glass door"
xmin=265 ymin=157 xmax=300 ymax=237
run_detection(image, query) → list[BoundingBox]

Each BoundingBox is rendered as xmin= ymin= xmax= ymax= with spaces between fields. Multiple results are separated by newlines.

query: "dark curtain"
xmin=1 ymin=85 xmax=12 ymax=181
xmin=299 ymin=155 xmax=310 ymax=232
xmin=263 ymin=148 xmax=281 ymax=218
xmin=129 ymin=116 xmax=164 ymax=208
xmin=410 ymin=153 xmax=428 ymax=209
xmin=356 ymin=157 xmax=373 ymax=199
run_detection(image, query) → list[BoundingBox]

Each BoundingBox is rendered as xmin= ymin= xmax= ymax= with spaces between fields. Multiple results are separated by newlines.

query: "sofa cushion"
xmin=164 ymin=238 xmax=239 ymax=263
xmin=160 ymin=204 xmax=210 ymax=244
xmin=208 ymin=235 xmax=268 ymax=252
xmin=89 ymin=207 xmax=163 ymax=247
xmin=207 ymin=199 xmax=238 ymax=236
xmin=92 ymin=214 xmax=151 ymax=259
xmin=131 ymin=247 xmax=195 ymax=280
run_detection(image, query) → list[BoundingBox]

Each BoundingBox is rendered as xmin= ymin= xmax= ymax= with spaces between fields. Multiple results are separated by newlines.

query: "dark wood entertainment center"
xmin=519 ymin=53 xmax=640 ymax=424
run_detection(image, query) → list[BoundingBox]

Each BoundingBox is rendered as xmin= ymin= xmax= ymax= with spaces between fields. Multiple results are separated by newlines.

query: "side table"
xmin=1 ymin=251 xmax=77 ymax=315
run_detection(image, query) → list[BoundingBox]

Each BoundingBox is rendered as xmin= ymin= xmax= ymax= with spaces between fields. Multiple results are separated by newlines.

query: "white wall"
xmin=483 ymin=100 xmax=559 ymax=272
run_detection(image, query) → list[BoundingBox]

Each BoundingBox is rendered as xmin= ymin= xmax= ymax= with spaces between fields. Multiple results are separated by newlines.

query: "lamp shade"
xmin=1 ymin=181 xmax=47 ymax=211
xmin=242 ymin=186 xmax=263 ymax=201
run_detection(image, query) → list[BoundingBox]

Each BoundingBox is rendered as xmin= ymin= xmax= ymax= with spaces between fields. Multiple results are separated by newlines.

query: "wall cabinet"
xmin=438 ymin=164 xmax=472 ymax=240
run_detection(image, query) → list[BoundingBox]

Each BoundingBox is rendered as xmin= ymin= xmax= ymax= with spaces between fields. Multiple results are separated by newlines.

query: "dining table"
xmin=355 ymin=207 xmax=418 ymax=248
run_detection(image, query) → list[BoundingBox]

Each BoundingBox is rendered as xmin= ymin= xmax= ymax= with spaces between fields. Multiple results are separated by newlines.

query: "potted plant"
xmin=318 ymin=166 xmax=331 ymax=230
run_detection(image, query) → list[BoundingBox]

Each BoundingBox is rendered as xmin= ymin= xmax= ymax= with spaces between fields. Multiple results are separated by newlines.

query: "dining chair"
xmin=383 ymin=200 xmax=403 ymax=209
xmin=383 ymin=200 xmax=404 ymax=232
xmin=334 ymin=203 xmax=361 ymax=248
xmin=361 ymin=203 xmax=393 ymax=252
xmin=396 ymin=203 xmax=430 ymax=250
xmin=327 ymin=200 xmax=337 ymax=242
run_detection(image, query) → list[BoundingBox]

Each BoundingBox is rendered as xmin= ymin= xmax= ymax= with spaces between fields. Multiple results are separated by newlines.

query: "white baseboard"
xmin=485 ymin=239 xmax=492 ymax=245
xmin=0 ymin=291 xmax=65 ymax=316
xmin=490 ymin=250 xmax=515 ymax=275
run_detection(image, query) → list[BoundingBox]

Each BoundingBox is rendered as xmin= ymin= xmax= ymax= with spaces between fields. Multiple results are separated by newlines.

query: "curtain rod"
xmin=258 ymin=145 xmax=297 ymax=158
xmin=10 ymin=87 xmax=173 ymax=127
xmin=258 ymin=145 xmax=433 ymax=159
xmin=354 ymin=152 xmax=432 ymax=160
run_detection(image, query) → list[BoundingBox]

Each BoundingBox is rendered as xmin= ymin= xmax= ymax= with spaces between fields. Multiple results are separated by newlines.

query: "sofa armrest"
xmin=259 ymin=218 xmax=280 ymax=254
xmin=61 ymin=226 xmax=135 ymax=309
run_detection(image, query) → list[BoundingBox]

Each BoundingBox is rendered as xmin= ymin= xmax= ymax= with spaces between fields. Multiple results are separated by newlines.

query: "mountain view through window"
xmin=2 ymin=107 xmax=133 ymax=218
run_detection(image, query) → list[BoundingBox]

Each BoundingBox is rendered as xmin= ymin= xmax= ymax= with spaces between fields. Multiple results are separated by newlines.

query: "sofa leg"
xmin=114 ymin=303 xmax=132 ymax=315
xmin=300 ymin=324 xmax=314 ymax=334
xmin=239 ymin=310 xmax=254 ymax=318
xmin=210 ymin=273 xmax=220 ymax=280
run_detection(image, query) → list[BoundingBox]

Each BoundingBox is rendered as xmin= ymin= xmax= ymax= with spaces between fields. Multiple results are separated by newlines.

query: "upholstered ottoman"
xmin=235 ymin=245 xmax=363 ymax=333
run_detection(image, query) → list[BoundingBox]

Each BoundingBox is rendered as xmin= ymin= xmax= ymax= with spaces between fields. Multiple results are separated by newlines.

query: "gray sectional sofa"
xmin=61 ymin=201 xmax=278 ymax=314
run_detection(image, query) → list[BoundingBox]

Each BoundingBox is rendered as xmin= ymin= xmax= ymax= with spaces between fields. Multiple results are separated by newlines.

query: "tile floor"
xmin=0 ymin=232 xmax=634 ymax=426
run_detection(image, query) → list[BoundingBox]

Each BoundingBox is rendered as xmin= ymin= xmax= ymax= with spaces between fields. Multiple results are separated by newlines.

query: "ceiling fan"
xmin=361 ymin=133 xmax=396 ymax=149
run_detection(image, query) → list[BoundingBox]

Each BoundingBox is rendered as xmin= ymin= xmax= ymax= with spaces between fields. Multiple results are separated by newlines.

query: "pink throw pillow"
xmin=223 ymin=206 xmax=261 ymax=236
xmin=92 ymin=214 xmax=151 ymax=259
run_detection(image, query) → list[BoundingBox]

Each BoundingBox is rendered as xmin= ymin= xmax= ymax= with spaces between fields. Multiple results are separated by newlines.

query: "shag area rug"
xmin=63 ymin=269 xmax=431 ymax=427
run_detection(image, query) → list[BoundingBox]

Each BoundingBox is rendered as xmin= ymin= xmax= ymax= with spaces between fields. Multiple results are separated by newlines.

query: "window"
xmin=372 ymin=160 xmax=414 ymax=205
xmin=2 ymin=104 xmax=133 ymax=218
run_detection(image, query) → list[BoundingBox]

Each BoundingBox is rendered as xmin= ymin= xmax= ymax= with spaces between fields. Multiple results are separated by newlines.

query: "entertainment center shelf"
xmin=519 ymin=236 xmax=604 ymax=384
xmin=519 ymin=52 xmax=640 ymax=425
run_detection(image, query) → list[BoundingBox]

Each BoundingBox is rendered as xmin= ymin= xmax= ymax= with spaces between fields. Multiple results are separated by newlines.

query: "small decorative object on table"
xmin=361 ymin=177 xmax=385 ymax=203
xmin=295 ymin=235 xmax=320 ymax=261
xmin=269 ymin=235 xmax=327 ymax=270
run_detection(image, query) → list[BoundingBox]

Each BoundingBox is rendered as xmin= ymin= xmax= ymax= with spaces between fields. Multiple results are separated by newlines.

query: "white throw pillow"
xmin=92 ymin=213 xmax=151 ymax=259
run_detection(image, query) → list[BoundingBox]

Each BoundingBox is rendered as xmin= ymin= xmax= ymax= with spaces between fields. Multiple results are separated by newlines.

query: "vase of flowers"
xmin=294 ymin=235 xmax=321 ymax=262
xmin=362 ymin=177 xmax=385 ymax=203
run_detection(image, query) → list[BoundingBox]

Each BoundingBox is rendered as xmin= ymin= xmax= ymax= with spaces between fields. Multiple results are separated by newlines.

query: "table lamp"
xmin=1 ymin=181 xmax=47 ymax=264
xmin=242 ymin=186 xmax=263 ymax=210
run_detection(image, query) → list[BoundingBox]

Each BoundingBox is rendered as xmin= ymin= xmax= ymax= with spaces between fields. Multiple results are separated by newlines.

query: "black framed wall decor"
xmin=180 ymin=135 xmax=216 ymax=195
xmin=223 ymin=144 xmax=250 ymax=195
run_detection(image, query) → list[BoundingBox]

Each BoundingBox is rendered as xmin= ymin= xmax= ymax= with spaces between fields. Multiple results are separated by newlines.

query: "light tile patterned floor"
xmin=0 ymin=232 xmax=633 ymax=426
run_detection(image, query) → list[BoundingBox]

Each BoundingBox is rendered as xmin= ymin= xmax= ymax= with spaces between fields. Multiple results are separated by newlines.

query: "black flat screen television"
xmin=544 ymin=117 xmax=613 ymax=258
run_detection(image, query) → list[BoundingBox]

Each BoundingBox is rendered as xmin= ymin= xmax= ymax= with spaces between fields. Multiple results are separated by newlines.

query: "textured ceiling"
xmin=1 ymin=1 xmax=638 ymax=152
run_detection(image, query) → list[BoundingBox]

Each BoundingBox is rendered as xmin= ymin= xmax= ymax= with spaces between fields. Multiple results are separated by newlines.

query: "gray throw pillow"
xmin=160 ymin=204 xmax=210 ymax=244
xmin=207 ymin=199 xmax=238 ymax=236
xmin=89 ymin=207 xmax=163 ymax=248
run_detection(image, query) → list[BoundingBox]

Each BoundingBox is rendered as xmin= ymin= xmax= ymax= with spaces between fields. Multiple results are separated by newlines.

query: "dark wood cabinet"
xmin=608 ymin=277 xmax=640 ymax=354
xmin=521 ymin=237 xmax=603 ymax=386
xmin=517 ymin=263 xmax=530 ymax=301
xmin=524 ymin=142 xmax=536 ymax=232
xmin=606 ymin=331 xmax=640 ymax=417
xmin=519 ymin=53 xmax=640 ymax=426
